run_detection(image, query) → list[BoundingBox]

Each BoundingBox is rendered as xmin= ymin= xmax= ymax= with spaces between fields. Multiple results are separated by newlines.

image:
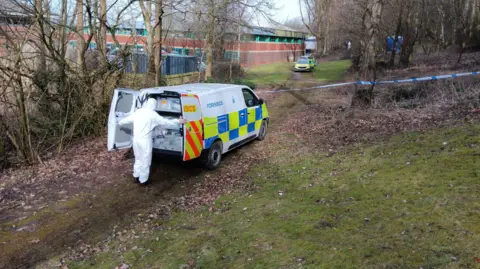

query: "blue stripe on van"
xmin=218 ymin=114 xmax=229 ymax=134
xmin=255 ymin=106 xmax=263 ymax=121
xmin=229 ymin=129 xmax=239 ymax=140
xmin=239 ymin=108 xmax=248 ymax=126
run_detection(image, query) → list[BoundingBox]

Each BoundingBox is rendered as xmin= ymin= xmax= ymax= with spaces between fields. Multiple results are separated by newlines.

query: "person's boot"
xmin=138 ymin=176 xmax=150 ymax=186
xmin=133 ymin=177 xmax=140 ymax=183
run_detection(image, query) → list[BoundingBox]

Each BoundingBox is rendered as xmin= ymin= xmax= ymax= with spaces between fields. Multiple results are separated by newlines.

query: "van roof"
xmin=140 ymin=83 xmax=242 ymax=96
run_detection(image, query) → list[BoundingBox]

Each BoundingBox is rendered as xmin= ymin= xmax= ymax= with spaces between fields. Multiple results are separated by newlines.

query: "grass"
xmin=313 ymin=59 xmax=352 ymax=82
xmin=67 ymin=124 xmax=480 ymax=269
xmin=245 ymin=62 xmax=293 ymax=87
xmin=245 ymin=60 xmax=352 ymax=88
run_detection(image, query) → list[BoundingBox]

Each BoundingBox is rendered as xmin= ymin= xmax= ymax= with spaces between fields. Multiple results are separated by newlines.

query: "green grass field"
xmin=245 ymin=62 xmax=293 ymax=87
xmin=245 ymin=59 xmax=351 ymax=87
xmin=67 ymin=125 xmax=480 ymax=269
xmin=313 ymin=59 xmax=352 ymax=82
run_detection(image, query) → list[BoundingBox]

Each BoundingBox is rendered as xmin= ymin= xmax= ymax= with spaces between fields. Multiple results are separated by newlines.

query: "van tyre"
xmin=257 ymin=120 xmax=268 ymax=141
xmin=203 ymin=140 xmax=223 ymax=170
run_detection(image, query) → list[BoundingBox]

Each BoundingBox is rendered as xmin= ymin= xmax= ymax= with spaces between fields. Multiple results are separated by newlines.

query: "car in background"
xmin=294 ymin=58 xmax=313 ymax=72
xmin=300 ymin=55 xmax=317 ymax=69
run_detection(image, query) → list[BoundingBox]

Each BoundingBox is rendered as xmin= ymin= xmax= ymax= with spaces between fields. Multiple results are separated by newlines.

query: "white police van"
xmin=108 ymin=84 xmax=269 ymax=169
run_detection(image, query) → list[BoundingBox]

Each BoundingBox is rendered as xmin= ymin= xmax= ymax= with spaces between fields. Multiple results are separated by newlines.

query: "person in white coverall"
xmin=118 ymin=98 xmax=186 ymax=185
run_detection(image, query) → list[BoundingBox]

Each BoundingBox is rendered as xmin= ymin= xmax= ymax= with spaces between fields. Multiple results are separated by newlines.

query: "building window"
xmin=265 ymin=36 xmax=270 ymax=42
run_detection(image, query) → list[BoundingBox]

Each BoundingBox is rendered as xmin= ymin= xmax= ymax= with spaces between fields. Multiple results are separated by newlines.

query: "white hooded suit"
xmin=118 ymin=98 xmax=181 ymax=184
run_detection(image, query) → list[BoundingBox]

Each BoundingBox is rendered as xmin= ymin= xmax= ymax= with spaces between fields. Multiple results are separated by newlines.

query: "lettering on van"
xmin=183 ymin=105 xmax=197 ymax=113
xmin=207 ymin=101 xmax=223 ymax=108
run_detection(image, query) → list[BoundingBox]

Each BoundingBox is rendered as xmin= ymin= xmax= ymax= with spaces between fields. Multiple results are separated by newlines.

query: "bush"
xmin=203 ymin=63 xmax=256 ymax=89
xmin=211 ymin=62 xmax=245 ymax=82
xmin=204 ymin=77 xmax=217 ymax=83
xmin=232 ymin=78 xmax=257 ymax=90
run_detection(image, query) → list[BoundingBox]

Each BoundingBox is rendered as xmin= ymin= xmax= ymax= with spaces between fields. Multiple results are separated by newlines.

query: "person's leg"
xmin=136 ymin=138 xmax=153 ymax=185
xmin=132 ymin=142 xmax=140 ymax=181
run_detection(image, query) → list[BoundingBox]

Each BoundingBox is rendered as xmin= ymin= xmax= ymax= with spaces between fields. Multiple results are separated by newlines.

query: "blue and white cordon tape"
xmin=265 ymin=71 xmax=480 ymax=93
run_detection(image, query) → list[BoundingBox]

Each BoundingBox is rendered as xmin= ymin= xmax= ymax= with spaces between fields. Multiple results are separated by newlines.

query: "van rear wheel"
xmin=202 ymin=140 xmax=223 ymax=170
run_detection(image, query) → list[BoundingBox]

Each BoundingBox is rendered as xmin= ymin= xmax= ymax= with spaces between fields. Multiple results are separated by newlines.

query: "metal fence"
xmin=109 ymin=52 xmax=200 ymax=75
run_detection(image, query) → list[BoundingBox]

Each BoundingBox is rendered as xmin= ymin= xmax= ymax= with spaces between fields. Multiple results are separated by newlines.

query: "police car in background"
xmin=108 ymin=84 xmax=269 ymax=169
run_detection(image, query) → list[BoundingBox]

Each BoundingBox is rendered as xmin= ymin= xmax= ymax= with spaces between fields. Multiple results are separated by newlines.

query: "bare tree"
xmin=139 ymin=0 xmax=155 ymax=82
xmin=299 ymin=0 xmax=333 ymax=55
xmin=76 ymin=0 xmax=86 ymax=70
xmin=359 ymin=0 xmax=383 ymax=79
xmin=154 ymin=0 xmax=164 ymax=85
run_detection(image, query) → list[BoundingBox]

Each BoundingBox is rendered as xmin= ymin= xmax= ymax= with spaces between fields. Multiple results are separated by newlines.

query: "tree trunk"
xmin=139 ymin=0 xmax=155 ymax=84
xmin=205 ymin=4 xmax=215 ymax=80
xmin=323 ymin=16 xmax=329 ymax=55
xmin=76 ymin=0 xmax=85 ymax=70
xmin=400 ymin=1 xmax=419 ymax=67
xmin=99 ymin=0 xmax=107 ymax=61
xmin=59 ymin=0 xmax=68 ymax=58
xmin=360 ymin=0 xmax=384 ymax=80
xmin=35 ymin=0 xmax=46 ymax=71
xmin=154 ymin=0 xmax=163 ymax=86
xmin=389 ymin=3 xmax=403 ymax=67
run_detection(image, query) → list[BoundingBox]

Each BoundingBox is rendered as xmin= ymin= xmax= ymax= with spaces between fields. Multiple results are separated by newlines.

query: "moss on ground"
xmin=68 ymin=124 xmax=480 ymax=269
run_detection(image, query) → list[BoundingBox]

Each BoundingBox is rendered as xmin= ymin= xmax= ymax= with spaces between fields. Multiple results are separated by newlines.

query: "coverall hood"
xmin=144 ymin=98 xmax=157 ymax=111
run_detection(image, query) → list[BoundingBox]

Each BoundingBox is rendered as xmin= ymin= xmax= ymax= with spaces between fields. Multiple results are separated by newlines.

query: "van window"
xmin=116 ymin=92 xmax=133 ymax=113
xmin=242 ymin=88 xmax=258 ymax=107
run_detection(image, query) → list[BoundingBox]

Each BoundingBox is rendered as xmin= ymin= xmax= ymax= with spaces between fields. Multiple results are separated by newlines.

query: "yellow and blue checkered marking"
xmin=204 ymin=104 xmax=268 ymax=149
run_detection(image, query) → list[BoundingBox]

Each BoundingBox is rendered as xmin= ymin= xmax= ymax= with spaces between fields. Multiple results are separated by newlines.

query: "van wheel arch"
xmin=257 ymin=120 xmax=268 ymax=141
xmin=201 ymin=139 xmax=223 ymax=170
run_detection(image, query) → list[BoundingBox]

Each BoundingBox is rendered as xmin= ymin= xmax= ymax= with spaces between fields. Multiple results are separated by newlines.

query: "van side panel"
xmin=202 ymin=88 xmax=268 ymax=153
xmin=202 ymin=91 xmax=226 ymax=150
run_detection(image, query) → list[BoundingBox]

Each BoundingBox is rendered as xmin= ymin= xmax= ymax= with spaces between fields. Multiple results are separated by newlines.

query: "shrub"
xmin=211 ymin=62 xmax=245 ymax=82
xmin=232 ymin=78 xmax=257 ymax=90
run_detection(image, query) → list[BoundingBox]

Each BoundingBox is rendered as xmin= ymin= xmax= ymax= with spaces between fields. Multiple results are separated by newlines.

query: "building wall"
xmin=1 ymin=23 xmax=306 ymax=67
xmin=76 ymin=33 xmax=305 ymax=66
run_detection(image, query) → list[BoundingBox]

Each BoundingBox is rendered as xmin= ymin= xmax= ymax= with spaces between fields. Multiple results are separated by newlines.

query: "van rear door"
xmin=108 ymin=89 xmax=138 ymax=151
xmin=181 ymin=94 xmax=203 ymax=161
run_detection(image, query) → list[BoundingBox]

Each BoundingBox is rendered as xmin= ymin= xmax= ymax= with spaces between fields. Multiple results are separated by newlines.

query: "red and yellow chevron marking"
xmin=181 ymin=93 xmax=199 ymax=99
xmin=184 ymin=120 xmax=204 ymax=161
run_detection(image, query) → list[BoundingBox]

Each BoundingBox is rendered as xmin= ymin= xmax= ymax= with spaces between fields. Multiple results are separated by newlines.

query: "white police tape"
xmin=357 ymin=71 xmax=480 ymax=85
xmin=265 ymin=71 xmax=480 ymax=93
xmin=265 ymin=82 xmax=356 ymax=93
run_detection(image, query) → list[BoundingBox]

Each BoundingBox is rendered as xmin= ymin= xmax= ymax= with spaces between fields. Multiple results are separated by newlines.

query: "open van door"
xmin=108 ymin=89 xmax=138 ymax=151
xmin=181 ymin=94 xmax=203 ymax=161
